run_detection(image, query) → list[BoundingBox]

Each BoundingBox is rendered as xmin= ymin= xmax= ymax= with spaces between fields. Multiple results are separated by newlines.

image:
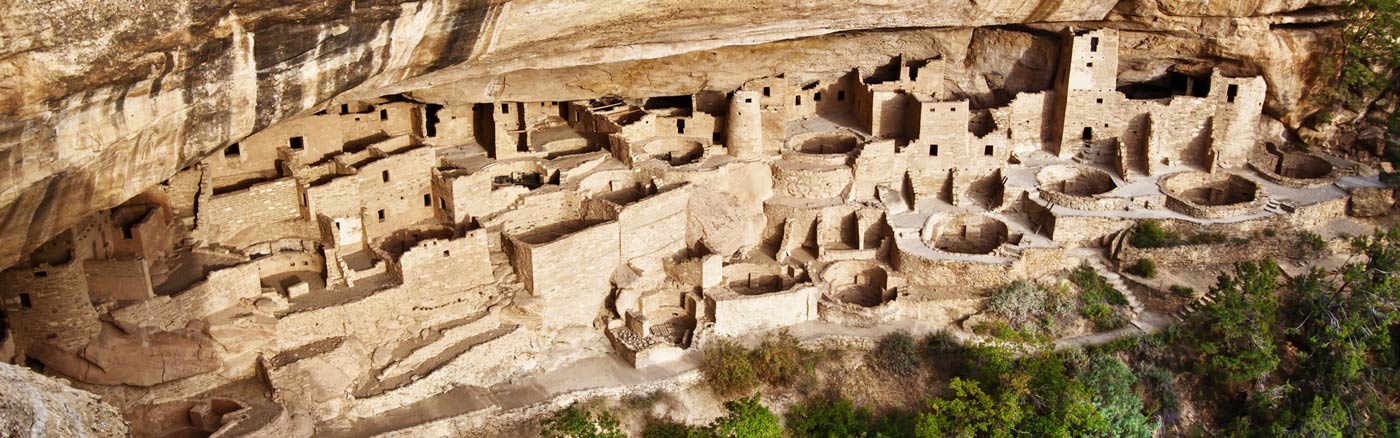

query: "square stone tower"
xmin=1053 ymin=28 xmax=1121 ymax=159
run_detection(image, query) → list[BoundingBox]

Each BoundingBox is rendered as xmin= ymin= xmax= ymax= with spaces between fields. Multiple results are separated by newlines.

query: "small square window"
xmin=289 ymin=136 xmax=304 ymax=150
xmin=984 ymin=145 xmax=994 ymax=156
xmin=814 ymin=92 xmax=822 ymax=101
xmin=443 ymin=250 xmax=451 ymax=257
xmin=1096 ymin=98 xmax=1103 ymax=104
xmin=1087 ymin=62 xmax=1094 ymax=68
xmin=224 ymin=143 xmax=241 ymax=157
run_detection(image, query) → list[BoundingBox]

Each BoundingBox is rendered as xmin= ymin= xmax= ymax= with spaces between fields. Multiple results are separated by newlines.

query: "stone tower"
xmin=727 ymin=90 xmax=763 ymax=159
xmin=1053 ymin=28 xmax=1120 ymax=159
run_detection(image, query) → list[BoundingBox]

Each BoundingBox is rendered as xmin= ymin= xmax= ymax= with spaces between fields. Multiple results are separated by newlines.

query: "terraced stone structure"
xmin=0 ymin=19 xmax=1389 ymax=437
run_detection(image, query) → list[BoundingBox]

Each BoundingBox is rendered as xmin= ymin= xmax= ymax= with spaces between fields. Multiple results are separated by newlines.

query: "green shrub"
xmin=540 ymin=404 xmax=625 ymax=438
xmin=1071 ymin=264 xmax=1127 ymax=305
xmin=1081 ymin=303 xmax=1126 ymax=331
xmin=869 ymin=331 xmax=920 ymax=375
xmin=1129 ymin=220 xmax=1178 ymax=248
xmin=1297 ymin=231 xmax=1326 ymax=260
xmin=1125 ymin=259 xmax=1157 ymax=278
xmin=973 ymin=320 xmax=1041 ymax=343
xmin=1169 ymin=284 xmax=1195 ymax=297
xmin=641 ymin=419 xmax=704 ymax=438
xmin=751 ymin=331 xmax=810 ymax=387
xmin=710 ymin=395 xmax=783 ymax=438
xmin=1078 ymin=354 xmax=1159 ymax=438
xmin=785 ymin=395 xmax=874 ymax=438
xmin=702 ymin=339 xmax=757 ymax=399
xmin=984 ymin=280 xmax=1073 ymax=335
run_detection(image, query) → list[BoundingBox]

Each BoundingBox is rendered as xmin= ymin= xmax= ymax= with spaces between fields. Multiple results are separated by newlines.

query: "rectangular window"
xmin=224 ymin=143 xmax=241 ymax=157
xmin=382 ymin=170 xmax=390 ymax=182
xmin=1082 ymin=127 xmax=1093 ymax=141
xmin=440 ymin=199 xmax=447 ymax=209
xmin=377 ymin=209 xmax=386 ymax=222
xmin=984 ymin=145 xmax=994 ymax=156
xmin=1087 ymin=62 xmax=1094 ymax=68
xmin=745 ymin=98 xmax=753 ymax=103
xmin=289 ymin=136 xmax=304 ymax=150
xmin=423 ymin=194 xmax=432 ymax=206
xmin=501 ymin=103 xmax=509 ymax=114
xmin=380 ymin=109 xmax=388 ymax=120
xmin=121 ymin=227 xmax=133 ymax=239
xmin=341 ymin=104 xmax=349 ymax=114
xmin=762 ymin=87 xmax=770 ymax=97
xmin=677 ymin=119 xmax=686 ymax=134
xmin=795 ymin=96 xmax=801 ymax=105
xmin=814 ymin=92 xmax=822 ymax=101
xmin=33 ymin=271 xmax=46 ymax=278
xmin=19 ymin=293 xmax=32 ymax=309
xmin=1096 ymin=98 xmax=1103 ymax=104
xmin=929 ymin=144 xmax=939 ymax=156
xmin=838 ymin=91 xmax=846 ymax=101
xmin=1090 ymin=37 xmax=1100 ymax=52
xmin=1226 ymin=84 xmax=1239 ymax=103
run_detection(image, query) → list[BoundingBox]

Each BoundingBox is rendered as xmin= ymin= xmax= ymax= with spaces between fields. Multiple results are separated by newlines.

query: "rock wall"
xmin=0 ymin=362 xmax=130 ymax=437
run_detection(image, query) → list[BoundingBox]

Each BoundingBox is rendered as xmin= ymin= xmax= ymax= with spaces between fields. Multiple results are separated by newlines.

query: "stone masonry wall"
xmin=0 ymin=261 xmax=101 ymax=353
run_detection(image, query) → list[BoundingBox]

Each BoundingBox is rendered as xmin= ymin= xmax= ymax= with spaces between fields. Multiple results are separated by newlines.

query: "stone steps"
xmin=1173 ymin=287 xmax=1222 ymax=321
xmin=1083 ymin=258 xmax=1144 ymax=315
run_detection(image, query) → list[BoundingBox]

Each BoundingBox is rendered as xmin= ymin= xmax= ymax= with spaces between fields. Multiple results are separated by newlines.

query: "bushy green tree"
xmin=710 ymin=395 xmax=783 ymax=438
xmin=1078 ymin=354 xmax=1158 ymax=438
xmin=1194 ymin=259 xmax=1282 ymax=389
xmin=915 ymin=378 xmax=1024 ymax=438
xmin=785 ymin=396 xmax=875 ymax=438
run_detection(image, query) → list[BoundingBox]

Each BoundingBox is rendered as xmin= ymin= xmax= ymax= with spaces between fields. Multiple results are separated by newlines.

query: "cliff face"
xmin=0 ymin=0 xmax=1342 ymax=269
xmin=0 ymin=362 xmax=130 ymax=437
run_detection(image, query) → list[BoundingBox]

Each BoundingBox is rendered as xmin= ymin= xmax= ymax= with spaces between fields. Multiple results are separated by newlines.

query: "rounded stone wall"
xmin=1036 ymin=165 xmax=1123 ymax=210
xmin=789 ymin=132 xmax=859 ymax=155
xmin=642 ymin=138 xmax=705 ymax=166
xmin=920 ymin=213 xmax=1009 ymax=255
xmin=1160 ymin=172 xmax=1266 ymax=219
xmin=1249 ymin=152 xmax=1335 ymax=188
xmin=819 ymin=260 xmax=892 ymax=307
xmin=1037 ymin=165 xmax=1115 ymax=196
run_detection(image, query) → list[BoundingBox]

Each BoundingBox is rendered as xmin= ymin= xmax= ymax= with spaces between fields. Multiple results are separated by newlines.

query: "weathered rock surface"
xmin=0 ymin=362 xmax=130 ymax=437
xmin=0 ymin=0 xmax=1344 ymax=270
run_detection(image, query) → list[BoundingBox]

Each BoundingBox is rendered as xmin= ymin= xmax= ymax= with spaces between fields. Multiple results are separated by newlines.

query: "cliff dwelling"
xmin=2 ymin=2 xmax=1399 ymax=436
